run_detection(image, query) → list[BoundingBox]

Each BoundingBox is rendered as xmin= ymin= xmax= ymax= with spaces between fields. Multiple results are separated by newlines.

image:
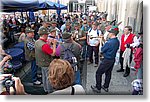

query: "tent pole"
xmin=48 ymin=9 xmax=49 ymax=21
xmin=21 ymin=11 xmax=23 ymax=24
xmin=26 ymin=11 xmax=29 ymax=24
xmin=14 ymin=12 xmax=16 ymax=24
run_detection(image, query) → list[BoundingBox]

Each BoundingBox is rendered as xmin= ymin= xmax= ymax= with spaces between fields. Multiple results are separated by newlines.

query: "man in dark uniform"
xmin=91 ymin=26 xmax=120 ymax=93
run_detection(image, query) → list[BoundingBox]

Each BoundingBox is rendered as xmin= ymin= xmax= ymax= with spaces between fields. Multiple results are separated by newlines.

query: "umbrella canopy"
xmin=38 ymin=0 xmax=55 ymax=10
xmin=38 ymin=0 xmax=67 ymax=10
xmin=54 ymin=3 xmax=67 ymax=10
xmin=1 ymin=0 xmax=67 ymax=12
xmin=1 ymin=0 xmax=39 ymax=12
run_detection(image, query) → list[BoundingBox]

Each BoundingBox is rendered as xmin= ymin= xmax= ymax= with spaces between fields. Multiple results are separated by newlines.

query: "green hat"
xmin=62 ymin=32 xmax=72 ymax=39
xmin=38 ymin=27 xmax=50 ymax=35
xmin=43 ymin=21 xmax=51 ymax=25
xmin=108 ymin=26 xmax=119 ymax=35
xmin=51 ymin=20 xmax=57 ymax=24
xmin=25 ymin=27 xmax=34 ymax=33
xmin=101 ymin=14 xmax=107 ymax=19
xmin=49 ymin=28 xmax=56 ymax=33
xmin=65 ymin=22 xmax=71 ymax=26
xmin=74 ymin=22 xmax=80 ymax=27
xmin=92 ymin=21 xmax=99 ymax=26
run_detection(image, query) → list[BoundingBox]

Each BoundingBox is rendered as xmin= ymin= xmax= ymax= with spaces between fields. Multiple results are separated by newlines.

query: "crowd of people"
xmin=0 ymin=11 xmax=143 ymax=95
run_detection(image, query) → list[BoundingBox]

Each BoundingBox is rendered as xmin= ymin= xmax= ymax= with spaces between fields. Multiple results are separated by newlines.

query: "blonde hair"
xmin=48 ymin=59 xmax=75 ymax=90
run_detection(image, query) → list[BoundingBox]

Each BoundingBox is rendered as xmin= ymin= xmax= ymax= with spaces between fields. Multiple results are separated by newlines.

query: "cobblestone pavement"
xmin=85 ymin=61 xmax=137 ymax=95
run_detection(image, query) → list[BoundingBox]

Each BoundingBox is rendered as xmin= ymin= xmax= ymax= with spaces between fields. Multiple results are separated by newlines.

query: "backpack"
xmin=61 ymin=44 xmax=78 ymax=71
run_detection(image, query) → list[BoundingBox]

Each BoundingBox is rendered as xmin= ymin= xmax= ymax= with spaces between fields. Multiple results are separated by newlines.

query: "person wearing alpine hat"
xmin=24 ymin=27 xmax=41 ymax=85
xmin=91 ymin=26 xmax=120 ymax=93
xmin=35 ymin=27 xmax=57 ymax=93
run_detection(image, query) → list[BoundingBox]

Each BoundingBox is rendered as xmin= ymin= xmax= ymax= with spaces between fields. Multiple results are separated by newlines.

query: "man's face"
xmin=43 ymin=23 xmax=49 ymax=27
xmin=105 ymin=25 xmax=112 ymax=31
xmin=52 ymin=23 xmax=57 ymax=27
xmin=74 ymin=26 xmax=79 ymax=30
xmin=66 ymin=25 xmax=70 ymax=29
xmin=102 ymin=18 xmax=106 ymax=21
xmin=92 ymin=24 xmax=97 ymax=30
xmin=27 ymin=32 xmax=34 ymax=38
xmin=124 ymin=28 xmax=130 ymax=35
xmin=108 ymin=32 xmax=113 ymax=38
xmin=51 ymin=31 xmax=56 ymax=37
xmin=43 ymin=34 xmax=48 ymax=39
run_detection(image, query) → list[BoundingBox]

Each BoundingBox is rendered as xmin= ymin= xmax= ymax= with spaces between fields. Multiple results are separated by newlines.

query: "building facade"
xmin=97 ymin=0 xmax=143 ymax=34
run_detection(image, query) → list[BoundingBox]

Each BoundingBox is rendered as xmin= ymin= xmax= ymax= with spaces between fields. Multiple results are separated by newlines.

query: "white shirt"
xmin=50 ymin=84 xmax=85 ymax=95
xmin=60 ymin=24 xmax=66 ymax=32
xmin=104 ymin=31 xmax=109 ymax=41
xmin=87 ymin=29 xmax=102 ymax=46
xmin=124 ymin=33 xmax=140 ymax=48
xmin=55 ymin=27 xmax=60 ymax=36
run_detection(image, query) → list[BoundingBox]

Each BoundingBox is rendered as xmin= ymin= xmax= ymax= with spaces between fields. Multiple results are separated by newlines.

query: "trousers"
xmin=96 ymin=58 xmax=115 ymax=90
xmin=88 ymin=45 xmax=99 ymax=64
xmin=119 ymin=50 xmax=133 ymax=74
xmin=41 ymin=67 xmax=53 ymax=93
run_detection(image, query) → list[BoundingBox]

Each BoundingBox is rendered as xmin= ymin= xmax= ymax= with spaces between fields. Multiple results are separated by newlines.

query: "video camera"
xmin=2 ymin=76 xmax=16 ymax=94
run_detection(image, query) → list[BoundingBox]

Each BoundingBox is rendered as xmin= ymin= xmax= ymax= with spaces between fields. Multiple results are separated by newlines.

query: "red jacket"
xmin=120 ymin=33 xmax=135 ymax=51
xmin=134 ymin=47 xmax=143 ymax=69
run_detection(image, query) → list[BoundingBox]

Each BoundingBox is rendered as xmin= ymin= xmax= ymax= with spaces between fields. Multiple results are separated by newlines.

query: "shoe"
xmin=116 ymin=69 xmax=124 ymax=72
xmin=43 ymin=91 xmax=48 ymax=95
xmin=87 ymin=61 xmax=93 ymax=65
xmin=123 ymin=73 xmax=129 ymax=77
xmin=37 ymin=74 xmax=42 ymax=78
xmin=94 ymin=64 xmax=98 ymax=67
xmin=91 ymin=85 xmax=101 ymax=93
xmin=33 ymin=80 xmax=41 ymax=85
xmin=80 ymin=58 xmax=85 ymax=62
xmin=101 ymin=86 xmax=109 ymax=92
xmin=130 ymin=67 xmax=136 ymax=71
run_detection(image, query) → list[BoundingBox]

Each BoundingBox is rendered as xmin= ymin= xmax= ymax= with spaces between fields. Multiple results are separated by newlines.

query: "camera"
xmin=2 ymin=76 xmax=15 ymax=94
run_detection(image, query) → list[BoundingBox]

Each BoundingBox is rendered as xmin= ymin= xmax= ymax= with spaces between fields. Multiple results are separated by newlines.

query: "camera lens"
xmin=5 ymin=80 xmax=13 ymax=87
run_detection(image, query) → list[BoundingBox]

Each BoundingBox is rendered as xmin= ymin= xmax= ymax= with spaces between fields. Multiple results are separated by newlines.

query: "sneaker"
xmin=91 ymin=85 xmax=101 ymax=93
xmin=94 ymin=64 xmax=98 ymax=67
xmin=101 ymin=86 xmax=109 ymax=92
xmin=33 ymin=80 xmax=41 ymax=85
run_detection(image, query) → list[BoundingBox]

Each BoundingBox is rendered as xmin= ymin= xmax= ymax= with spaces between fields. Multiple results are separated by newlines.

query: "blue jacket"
xmin=101 ymin=38 xmax=120 ymax=60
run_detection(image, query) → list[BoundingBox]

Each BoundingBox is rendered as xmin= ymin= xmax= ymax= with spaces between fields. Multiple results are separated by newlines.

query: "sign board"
xmin=78 ymin=0 xmax=86 ymax=3
xmin=88 ymin=6 xmax=97 ymax=11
